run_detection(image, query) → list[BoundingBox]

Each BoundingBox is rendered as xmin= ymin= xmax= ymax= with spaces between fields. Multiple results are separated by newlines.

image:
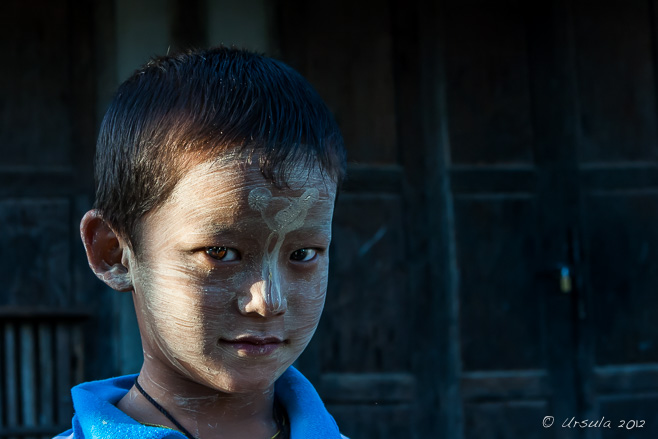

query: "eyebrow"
xmin=194 ymin=221 xmax=332 ymax=236
xmin=193 ymin=222 xmax=241 ymax=236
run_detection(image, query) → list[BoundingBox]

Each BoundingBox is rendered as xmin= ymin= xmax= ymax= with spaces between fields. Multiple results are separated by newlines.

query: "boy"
xmin=54 ymin=47 xmax=348 ymax=439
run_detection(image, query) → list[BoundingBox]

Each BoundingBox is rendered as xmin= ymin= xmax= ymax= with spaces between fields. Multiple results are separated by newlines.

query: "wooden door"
xmin=438 ymin=1 xmax=577 ymax=437
xmin=573 ymin=1 xmax=658 ymax=437
xmin=434 ymin=0 xmax=658 ymax=438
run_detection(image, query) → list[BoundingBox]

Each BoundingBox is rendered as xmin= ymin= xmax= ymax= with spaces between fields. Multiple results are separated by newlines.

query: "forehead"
xmin=146 ymin=158 xmax=337 ymax=234
xmin=173 ymin=157 xmax=336 ymax=202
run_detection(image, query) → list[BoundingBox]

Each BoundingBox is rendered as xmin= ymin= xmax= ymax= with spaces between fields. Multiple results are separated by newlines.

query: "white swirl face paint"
xmin=248 ymin=187 xmax=320 ymax=314
xmin=123 ymin=156 xmax=337 ymax=400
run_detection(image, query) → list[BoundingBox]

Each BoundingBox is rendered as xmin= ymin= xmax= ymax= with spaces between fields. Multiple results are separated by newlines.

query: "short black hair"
xmin=94 ymin=47 xmax=346 ymax=249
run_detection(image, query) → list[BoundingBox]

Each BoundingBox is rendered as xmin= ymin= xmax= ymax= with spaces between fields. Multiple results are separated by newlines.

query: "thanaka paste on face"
xmin=112 ymin=158 xmax=336 ymax=435
xmin=247 ymin=187 xmax=320 ymax=314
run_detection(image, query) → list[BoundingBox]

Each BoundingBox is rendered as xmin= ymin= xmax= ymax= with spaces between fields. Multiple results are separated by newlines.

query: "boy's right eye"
xmin=205 ymin=246 xmax=240 ymax=262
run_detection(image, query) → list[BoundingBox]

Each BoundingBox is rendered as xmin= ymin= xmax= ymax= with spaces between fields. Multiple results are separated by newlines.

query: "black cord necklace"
xmin=134 ymin=377 xmax=286 ymax=439
xmin=134 ymin=377 xmax=197 ymax=439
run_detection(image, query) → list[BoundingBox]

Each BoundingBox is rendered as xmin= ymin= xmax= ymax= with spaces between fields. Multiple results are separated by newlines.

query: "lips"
xmin=220 ymin=335 xmax=284 ymax=356
xmin=233 ymin=335 xmax=283 ymax=344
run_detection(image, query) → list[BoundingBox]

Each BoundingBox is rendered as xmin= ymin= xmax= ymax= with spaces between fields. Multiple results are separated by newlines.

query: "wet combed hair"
xmin=94 ymin=46 xmax=346 ymax=248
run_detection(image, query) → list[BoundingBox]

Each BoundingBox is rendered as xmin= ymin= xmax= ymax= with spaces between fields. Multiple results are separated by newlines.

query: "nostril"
xmin=273 ymin=298 xmax=288 ymax=315
xmin=239 ymin=279 xmax=287 ymax=317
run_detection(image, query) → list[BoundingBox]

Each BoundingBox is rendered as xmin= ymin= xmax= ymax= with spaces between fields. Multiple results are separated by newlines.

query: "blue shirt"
xmin=53 ymin=366 xmax=347 ymax=439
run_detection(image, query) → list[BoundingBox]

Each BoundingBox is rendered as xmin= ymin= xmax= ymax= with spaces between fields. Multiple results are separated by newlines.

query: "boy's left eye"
xmin=290 ymin=248 xmax=318 ymax=262
xmin=205 ymin=246 xmax=240 ymax=261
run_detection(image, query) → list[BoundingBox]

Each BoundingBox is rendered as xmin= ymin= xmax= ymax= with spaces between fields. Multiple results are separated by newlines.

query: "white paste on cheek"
xmin=248 ymin=187 xmax=320 ymax=312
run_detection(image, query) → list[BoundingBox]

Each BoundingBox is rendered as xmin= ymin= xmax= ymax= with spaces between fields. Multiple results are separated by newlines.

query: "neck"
xmin=117 ymin=358 xmax=280 ymax=439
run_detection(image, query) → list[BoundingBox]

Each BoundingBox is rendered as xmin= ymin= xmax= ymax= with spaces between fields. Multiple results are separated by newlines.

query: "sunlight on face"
xmin=128 ymin=158 xmax=337 ymax=394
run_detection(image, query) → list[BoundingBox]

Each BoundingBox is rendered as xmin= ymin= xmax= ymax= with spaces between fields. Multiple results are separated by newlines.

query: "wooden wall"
xmin=0 ymin=1 xmax=108 ymax=437
xmin=3 ymin=1 xmax=658 ymax=438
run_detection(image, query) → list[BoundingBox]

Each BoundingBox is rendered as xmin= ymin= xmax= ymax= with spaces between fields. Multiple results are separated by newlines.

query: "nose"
xmin=238 ymin=275 xmax=287 ymax=317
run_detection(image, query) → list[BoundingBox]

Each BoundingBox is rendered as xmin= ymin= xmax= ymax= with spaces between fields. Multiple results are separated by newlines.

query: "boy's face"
xmin=128 ymin=157 xmax=336 ymax=393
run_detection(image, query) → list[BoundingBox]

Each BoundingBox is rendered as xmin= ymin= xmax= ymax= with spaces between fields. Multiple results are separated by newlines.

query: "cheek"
xmin=285 ymin=266 xmax=329 ymax=329
xmin=133 ymin=259 xmax=236 ymax=340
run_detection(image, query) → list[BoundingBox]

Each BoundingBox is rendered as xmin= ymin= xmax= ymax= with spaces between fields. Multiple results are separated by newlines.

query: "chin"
xmin=197 ymin=360 xmax=292 ymax=395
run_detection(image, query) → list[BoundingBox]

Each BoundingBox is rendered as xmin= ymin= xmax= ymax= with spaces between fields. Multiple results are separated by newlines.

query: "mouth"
xmin=220 ymin=335 xmax=285 ymax=356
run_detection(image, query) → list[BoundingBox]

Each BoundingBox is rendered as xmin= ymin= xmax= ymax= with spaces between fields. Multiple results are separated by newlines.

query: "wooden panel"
xmin=595 ymin=365 xmax=658 ymax=394
xmin=450 ymin=166 xmax=536 ymax=195
xmin=317 ymin=193 xmax=408 ymax=373
xmin=327 ymin=404 xmax=413 ymax=439
xmin=455 ymin=196 xmax=542 ymax=371
xmin=277 ymin=0 xmax=398 ymax=164
xmin=463 ymin=400 xmax=551 ymax=439
xmin=580 ymin=165 xmax=658 ymax=191
xmin=462 ymin=370 xmax=548 ymax=401
xmin=584 ymin=192 xmax=658 ymax=365
xmin=0 ymin=199 xmax=71 ymax=308
xmin=445 ymin=0 xmax=535 ymax=165
xmin=0 ymin=0 xmax=72 ymax=168
xmin=319 ymin=373 xmax=416 ymax=404
xmin=573 ymin=0 xmax=658 ymax=163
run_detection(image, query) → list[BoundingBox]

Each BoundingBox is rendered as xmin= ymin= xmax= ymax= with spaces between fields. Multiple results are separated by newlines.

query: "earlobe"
xmin=80 ymin=210 xmax=134 ymax=292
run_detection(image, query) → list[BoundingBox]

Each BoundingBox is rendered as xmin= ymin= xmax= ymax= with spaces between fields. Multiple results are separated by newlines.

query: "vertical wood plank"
xmin=416 ymin=0 xmax=464 ymax=437
xmin=55 ymin=325 xmax=72 ymax=427
xmin=20 ymin=323 xmax=37 ymax=439
xmin=72 ymin=325 xmax=84 ymax=385
xmin=38 ymin=323 xmax=54 ymax=428
xmin=5 ymin=323 xmax=18 ymax=439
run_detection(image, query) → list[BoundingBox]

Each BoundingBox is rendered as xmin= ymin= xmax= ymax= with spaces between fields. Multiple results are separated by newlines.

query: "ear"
xmin=80 ymin=210 xmax=134 ymax=292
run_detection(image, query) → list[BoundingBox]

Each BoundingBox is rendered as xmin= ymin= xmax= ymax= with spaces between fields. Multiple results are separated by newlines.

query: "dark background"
xmin=2 ymin=1 xmax=658 ymax=438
